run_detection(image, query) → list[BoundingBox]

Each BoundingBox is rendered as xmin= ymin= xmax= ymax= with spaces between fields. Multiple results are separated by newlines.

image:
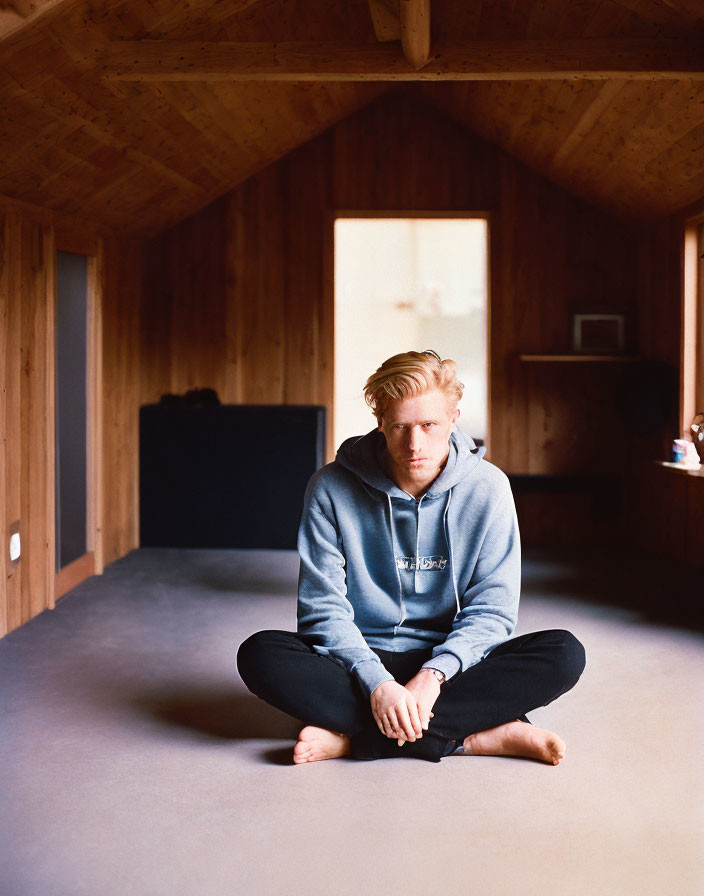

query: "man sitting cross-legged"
xmin=238 ymin=350 xmax=586 ymax=764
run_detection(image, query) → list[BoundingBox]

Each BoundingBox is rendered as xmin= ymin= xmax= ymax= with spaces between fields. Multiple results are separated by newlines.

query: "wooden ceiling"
xmin=1 ymin=0 xmax=703 ymax=236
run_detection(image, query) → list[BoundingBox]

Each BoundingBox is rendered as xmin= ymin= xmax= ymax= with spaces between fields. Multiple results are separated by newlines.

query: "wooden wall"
xmin=0 ymin=203 xmax=54 ymax=636
xmin=0 ymin=196 xmax=143 ymax=636
xmin=101 ymin=236 xmax=144 ymax=565
xmin=2 ymin=92 xmax=699 ymax=638
xmin=2 ymin=90 xmax=698 ymax=639
xmin=626 ymin=200 xmax=704 ymax=572
xmin=143 ymin=92 xmax=642 ymax=481
xmin=629 ymin=464 xmax=704 ymax=573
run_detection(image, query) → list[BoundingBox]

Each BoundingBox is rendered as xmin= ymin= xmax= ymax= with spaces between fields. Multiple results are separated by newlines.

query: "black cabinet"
xmin=139 ymin=404 xmax=326 ymax=549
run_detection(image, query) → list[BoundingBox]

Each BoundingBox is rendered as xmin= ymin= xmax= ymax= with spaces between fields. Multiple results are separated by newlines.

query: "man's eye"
xmin=423 ymin=423 xmax=435 ymax=428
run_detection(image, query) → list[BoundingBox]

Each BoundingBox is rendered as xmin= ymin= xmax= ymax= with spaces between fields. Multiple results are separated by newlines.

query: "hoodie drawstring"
xmin=387 ymin=495 xmax=405 ymax=630
xmin=414 ymin=495 xmax=423 ymax=595
xmin=443 ymin=488 xmax=461 ymax=615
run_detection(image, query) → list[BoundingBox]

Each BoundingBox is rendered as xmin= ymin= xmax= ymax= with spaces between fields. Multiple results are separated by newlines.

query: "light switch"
xmin=9 ymin=532 xmax=20 ymax=562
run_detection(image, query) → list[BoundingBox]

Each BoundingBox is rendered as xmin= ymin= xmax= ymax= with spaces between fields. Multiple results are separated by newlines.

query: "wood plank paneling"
xmin=628 ymin=464 xmax=704 ymax=571
xmin=0 ymin=195 xmax=144 ymax=635
xmin=624 ymin=197 xmax=704 ymax=571
xmin=20 ymin=216 xmax=49 ymax=627
xmin=86 ymin=250 xmax=103 ymax=574
xmin=3 ymin=209 xmax=23 ymax=635
xmin=282 ymin=133 xmax=331 ymax=406
xmin=685 ymin=473 xmax=704 ymax=570
xmin=101 ymin=234 xmax=144 ymax=566
xmin=0 ymin=209 xmax=9 ymax=635
xmin=242 ymin=165 xmax=287 ymax=403
xmin=0 ymin=210 xmax=54 ymax=632
xmin=417 ymin=78 xmax=704 ymax=222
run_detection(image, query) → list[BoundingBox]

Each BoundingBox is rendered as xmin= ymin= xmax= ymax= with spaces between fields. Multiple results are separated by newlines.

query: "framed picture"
xmin=572 ymin=312 xmax=626 ymax=354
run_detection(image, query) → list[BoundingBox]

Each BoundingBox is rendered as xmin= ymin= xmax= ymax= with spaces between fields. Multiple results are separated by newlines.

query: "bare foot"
xmin=293 ymin=725 xmax=351 ymax=764
xmin=462 ymin=720 xmax=566 ymax=765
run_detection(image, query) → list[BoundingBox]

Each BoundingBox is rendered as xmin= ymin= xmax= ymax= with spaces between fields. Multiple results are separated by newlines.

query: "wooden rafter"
xmin=367 ymin=0 xmax=431 ymax=70
xmin=100 ymin=39 xmax=704 ymax=81
xmin=367 ymin=0 xmax=400 ymax=42
xmin=0 ymin=0 xmax=264 ymax=45
xmin=0 ymin=0 xmax=83 ymax=42
xmin=400 ymin=0 xmax=430 ymax=70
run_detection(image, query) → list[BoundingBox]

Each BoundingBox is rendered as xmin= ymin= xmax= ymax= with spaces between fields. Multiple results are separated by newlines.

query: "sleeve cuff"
xmin=421 ymin=653 xmax=461 ymax=682
xmin=354 ymin=658 xmax=395 ymax=698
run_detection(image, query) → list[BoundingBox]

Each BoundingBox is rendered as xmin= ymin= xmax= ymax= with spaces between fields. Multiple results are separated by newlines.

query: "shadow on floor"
xmin=261 ymin=745 xmax=299 ymax=765
xmin=194 ymin=575 xmax=295 ymax=596
xmin=128 ymin=690 xmax=301 ymax=741
xmin=522 ymin=544 xmax=704 ymax=634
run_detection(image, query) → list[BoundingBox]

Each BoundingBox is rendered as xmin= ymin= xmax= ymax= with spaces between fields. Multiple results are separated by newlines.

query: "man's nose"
xmin=407 ymin=427 xmax=423 ymax=453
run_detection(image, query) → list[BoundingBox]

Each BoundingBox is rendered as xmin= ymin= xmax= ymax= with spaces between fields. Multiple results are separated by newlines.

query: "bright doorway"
xmin=334 ymin=215 xmax=489 ymax=451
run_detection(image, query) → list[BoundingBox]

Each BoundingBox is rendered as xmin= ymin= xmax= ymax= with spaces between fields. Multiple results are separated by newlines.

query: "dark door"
xmin=55 ymin=251 xmax=88 ymax=571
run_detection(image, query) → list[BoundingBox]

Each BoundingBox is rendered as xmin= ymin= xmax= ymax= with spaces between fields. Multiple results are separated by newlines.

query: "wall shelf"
xmin=519 ymin=354 xmax=642 ymax=363
xmin=655 ymin=460 xmax=703 ymax=477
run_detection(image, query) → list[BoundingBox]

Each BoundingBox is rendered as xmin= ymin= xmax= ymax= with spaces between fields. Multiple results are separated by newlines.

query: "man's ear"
xmin=377 ymin=416 xmax=383 ymax=431
xmin=451 ymin=407 xmax=460 ymax=430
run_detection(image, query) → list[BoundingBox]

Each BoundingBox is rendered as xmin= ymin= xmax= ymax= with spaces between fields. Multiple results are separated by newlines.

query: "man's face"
xmin=378 ymin=389 xmax=460 ymax=492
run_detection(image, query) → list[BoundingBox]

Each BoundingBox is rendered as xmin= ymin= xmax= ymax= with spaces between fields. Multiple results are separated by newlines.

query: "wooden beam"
xmin=368 ymin=0 xmax=431 ymax=70
xmin=367 ymin=0 xmax=400 ymax=42
xmin=100 ymin=39 xmax=704 ymax=81
xmin=0 ymin=0 xmax=91 ymax=43
xmin=400 ymin=0 xmax=430 ymax=70
xmin=0 ymin=0 xmax=264 ymax=45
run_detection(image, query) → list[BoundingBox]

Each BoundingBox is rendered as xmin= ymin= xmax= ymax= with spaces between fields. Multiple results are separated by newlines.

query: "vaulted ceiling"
xmin=1 ymin=0 xmax=703 ymax=236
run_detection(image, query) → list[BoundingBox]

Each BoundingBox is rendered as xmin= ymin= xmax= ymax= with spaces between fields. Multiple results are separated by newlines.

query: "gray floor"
xmin=2 ymin=547 xmax=703 ymax=896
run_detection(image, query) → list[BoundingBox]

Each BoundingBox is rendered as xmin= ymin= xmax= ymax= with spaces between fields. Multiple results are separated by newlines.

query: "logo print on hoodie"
xmin=396 ymin=555 xmax=448 ymax=571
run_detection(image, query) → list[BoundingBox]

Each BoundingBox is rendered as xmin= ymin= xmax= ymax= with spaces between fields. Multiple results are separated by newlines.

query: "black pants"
xmin=237 ymin=629 xmax=586 ymax=762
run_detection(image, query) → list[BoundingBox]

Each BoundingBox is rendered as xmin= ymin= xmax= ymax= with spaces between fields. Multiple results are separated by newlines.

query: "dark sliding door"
xmin=55 ymin=251 xmax=88 ymax=571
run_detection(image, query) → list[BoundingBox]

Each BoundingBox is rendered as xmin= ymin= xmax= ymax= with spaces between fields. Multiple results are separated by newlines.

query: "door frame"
xmin=51 ymin=227 xmax=104 ymax=605
xmin=327 ymin=209 xmax=493 ymax=463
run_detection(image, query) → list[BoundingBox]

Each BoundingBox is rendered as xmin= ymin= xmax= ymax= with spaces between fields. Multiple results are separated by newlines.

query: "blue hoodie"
xmin=296 ymin=426 xmax=521 ymax=698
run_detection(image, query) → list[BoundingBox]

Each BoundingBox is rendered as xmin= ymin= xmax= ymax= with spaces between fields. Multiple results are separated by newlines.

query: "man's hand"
xmin=399 ymin=669 xmax=442 ymax=743
xmin=370 ymin=680 xmax=424 ymax=743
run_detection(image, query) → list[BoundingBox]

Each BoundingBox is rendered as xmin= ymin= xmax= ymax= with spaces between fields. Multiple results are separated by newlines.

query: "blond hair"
xmin=364 ymin=350 xmax=464 ymax=420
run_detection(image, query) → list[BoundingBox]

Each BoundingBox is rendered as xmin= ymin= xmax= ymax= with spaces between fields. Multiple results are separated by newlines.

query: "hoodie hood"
xmin=336 ymin=426 xmax=486 ymax=499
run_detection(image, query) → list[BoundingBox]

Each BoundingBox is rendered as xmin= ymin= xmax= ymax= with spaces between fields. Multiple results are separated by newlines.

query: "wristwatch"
xmin=426 ymin=668 xmax=446 ymax=684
